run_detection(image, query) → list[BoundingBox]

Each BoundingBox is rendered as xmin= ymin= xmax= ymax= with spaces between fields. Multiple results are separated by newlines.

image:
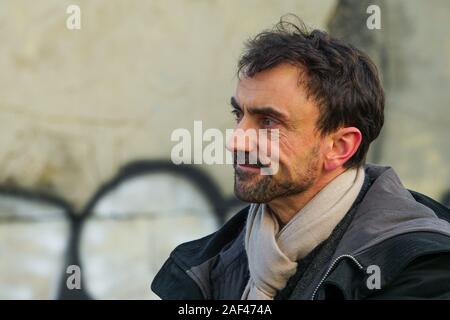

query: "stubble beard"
xmin=233 ymin=146 xmax=320 ymax=203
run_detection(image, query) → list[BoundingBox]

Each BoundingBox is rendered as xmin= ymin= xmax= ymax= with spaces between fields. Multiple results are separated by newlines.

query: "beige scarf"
xmin=241 ymin=167 xmax=365 ymax=300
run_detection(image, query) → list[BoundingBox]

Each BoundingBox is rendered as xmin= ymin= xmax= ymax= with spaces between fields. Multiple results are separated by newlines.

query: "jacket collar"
xmin=333 ymin=164 xmax=450 ymax=258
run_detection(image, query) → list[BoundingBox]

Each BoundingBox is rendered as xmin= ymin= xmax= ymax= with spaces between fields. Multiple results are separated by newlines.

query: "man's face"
xmin=228 ymin=63 xmax=325 ymax=203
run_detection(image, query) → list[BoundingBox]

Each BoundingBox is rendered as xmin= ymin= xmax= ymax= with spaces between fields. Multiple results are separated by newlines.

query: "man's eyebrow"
xmin=230 ymin=97 xmax=288 ymax=121
xmin=248 ymin=106 xmax=289 ymax=121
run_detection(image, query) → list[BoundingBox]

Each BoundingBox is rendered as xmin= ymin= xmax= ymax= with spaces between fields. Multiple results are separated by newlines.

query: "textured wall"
xmin=0 ymin=0 xmax=336 ymax=210
xmin=328 ymin=0 xmax=450 ymax=199
xmin=379 ymin=0 xmax=450 ymax=198
xmin=0 ymin=0 xmax=337 ymax=299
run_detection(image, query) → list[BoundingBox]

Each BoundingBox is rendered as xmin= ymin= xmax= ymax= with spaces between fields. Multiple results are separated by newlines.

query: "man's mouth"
xmin=234 ymin=160 xmax=271 ymax=175
xmin=236 ymin=163 xmax=263 ymax=173
xmin=233 ymin=152 xmax=271 ymax=174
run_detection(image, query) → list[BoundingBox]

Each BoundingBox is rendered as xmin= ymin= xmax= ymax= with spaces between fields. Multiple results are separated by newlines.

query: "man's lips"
xmin=236 ymin=163 xmax=264 ymax=173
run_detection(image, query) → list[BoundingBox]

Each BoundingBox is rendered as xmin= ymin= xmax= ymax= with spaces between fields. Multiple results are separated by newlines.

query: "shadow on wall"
xmin=0 ymin=160 xmax=246 ymax=300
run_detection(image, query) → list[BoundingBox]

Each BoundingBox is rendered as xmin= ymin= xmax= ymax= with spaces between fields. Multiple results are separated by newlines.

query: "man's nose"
xmin=226 ymin=123 xmax=258 ymax=154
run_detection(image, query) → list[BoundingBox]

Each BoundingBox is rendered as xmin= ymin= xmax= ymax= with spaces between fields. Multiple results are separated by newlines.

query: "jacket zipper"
xmin=311 ymin=254 xmax=364 ymax=300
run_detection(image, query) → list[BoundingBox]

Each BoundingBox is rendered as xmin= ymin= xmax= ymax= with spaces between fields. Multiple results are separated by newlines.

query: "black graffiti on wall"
xmin=0 ymin=159 xmax=245 ymax=300
xmin=2 ymin=159 xmax=449 ymax=299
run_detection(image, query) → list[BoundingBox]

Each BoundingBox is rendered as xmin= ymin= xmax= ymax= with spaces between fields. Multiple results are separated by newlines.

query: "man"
xmin=151 ymin=17 xmax=450 ymax=299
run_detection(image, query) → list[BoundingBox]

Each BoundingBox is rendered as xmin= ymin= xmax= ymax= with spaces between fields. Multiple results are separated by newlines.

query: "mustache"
xmin=232 ymin=152 xmax=270 ymax=167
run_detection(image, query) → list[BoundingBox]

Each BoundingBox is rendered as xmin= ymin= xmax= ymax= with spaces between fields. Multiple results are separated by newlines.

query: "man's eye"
xmin=231 ymin=110 xmax=242 ymax=122
xmin=261 ymin=117 xmax=277 ymax=127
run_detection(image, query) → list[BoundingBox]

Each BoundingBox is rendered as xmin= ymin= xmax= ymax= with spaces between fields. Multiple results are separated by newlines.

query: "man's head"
xmin=227 ymin=16 xmax=384 ymax=203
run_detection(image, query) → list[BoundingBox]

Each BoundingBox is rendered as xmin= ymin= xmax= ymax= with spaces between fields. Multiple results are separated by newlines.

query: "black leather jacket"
xmin=151 ymin=164 xmax=450 ymax=300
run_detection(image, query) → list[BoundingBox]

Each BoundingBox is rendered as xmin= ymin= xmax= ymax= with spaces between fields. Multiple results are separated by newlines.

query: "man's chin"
xmin=234 ymin=179 xmax=271 ymax=203
xmin=234 ymin=191 xmax=265 ymax=203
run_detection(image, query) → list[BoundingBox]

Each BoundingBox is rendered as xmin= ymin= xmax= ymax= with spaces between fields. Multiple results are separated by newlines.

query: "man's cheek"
xmin=278 ymin=137 xmax=298 ymax=162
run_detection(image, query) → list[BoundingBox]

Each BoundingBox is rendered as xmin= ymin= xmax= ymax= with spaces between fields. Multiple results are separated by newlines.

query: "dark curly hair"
xmin=237 ymin=15 xmax=385 ymax=169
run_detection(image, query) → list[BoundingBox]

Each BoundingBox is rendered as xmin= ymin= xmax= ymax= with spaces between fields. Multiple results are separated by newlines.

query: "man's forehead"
xmin=235 ymin=64 xmax=314 ymax=117
xmin=237 ymin=64 xmax=302 ymax=91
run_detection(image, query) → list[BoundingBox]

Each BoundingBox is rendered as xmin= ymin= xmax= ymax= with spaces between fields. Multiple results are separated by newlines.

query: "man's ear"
xmin=323 ymin=127 xmax=362 ymax=171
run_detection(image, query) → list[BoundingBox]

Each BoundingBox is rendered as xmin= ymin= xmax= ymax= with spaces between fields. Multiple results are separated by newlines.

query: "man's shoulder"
xmin=365 ymin=238 xmax=450 ymax=299
xmin=353 ymin=189 xmax=450 ymax=289
xmin=409 ymin=189 xmax=450 ymax=223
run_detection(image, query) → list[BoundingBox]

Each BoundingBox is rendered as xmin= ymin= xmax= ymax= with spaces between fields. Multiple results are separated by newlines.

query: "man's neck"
xmin=267 ymin=167 xmax=346 ymax=226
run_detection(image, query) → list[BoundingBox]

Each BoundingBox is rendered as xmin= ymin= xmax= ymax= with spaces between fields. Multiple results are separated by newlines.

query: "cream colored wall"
xmin=379 ymin=0 xmax=450 ymax=199
xmin=0 ymin=0 xmax=338 ymax=300
xmin=0 ymin=0 xmax=336 ymax=209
